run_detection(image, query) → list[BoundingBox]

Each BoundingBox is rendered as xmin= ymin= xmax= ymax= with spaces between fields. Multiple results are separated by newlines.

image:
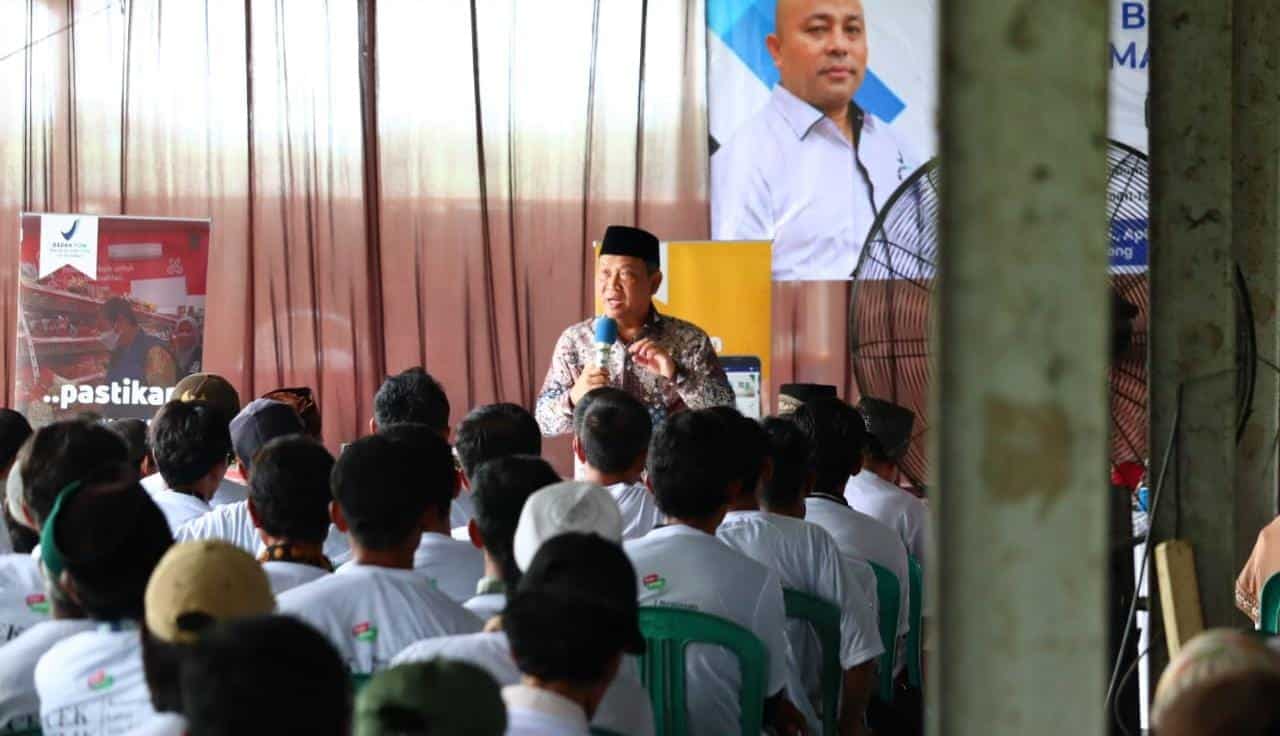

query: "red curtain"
xmin=0 ymin=0 xmax=857 ymax=471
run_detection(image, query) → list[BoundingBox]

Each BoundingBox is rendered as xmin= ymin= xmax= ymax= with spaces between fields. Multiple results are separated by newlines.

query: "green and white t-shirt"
xmin=0 ymin=552 xmax=49 ymax=643
xmin=34 ymin=622 xmax=154 ymax=736
xmin=0 ymin=619 xmax=95 ymax=732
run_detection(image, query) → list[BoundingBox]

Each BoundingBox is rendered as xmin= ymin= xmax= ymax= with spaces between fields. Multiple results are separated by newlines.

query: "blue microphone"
xmin=593 ymin=316 xmax=618 ymax=374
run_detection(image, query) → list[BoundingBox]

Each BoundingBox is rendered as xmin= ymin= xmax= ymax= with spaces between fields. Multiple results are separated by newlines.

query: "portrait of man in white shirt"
xmin=711 ymin=0 xmax=918 ymax=281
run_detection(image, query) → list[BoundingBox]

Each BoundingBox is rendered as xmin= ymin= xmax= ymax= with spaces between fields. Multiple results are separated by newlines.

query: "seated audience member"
xmin=0 ymin=409 xmax=33 ymax=556
xmin=453 ymin=403 xmax=544 ymax=530
xmin=229 ymin=398 xmax=305 ymax=479
xmin=148 ymin=400 xmax=232 ymax=532
xmin=846 ymin=397 xmax=928 ymax=564
xmin=776 ymin=383 xmax=838 ymax=417
xmin=372 ymin=367 xmax=451 ymax=438
xmin=573 ymin=388 xmax=661 ymax=540
xmin=1151 ymin=628 xmax=1280 ymax=733
xmin=33 ymin=470 xmax=174 ymax=735
xmin=136 ymin=540 xmax=277 ymax=736
xmin=261 ymin=385 xmax=323 ymax=440
xmin=2 ymin=421 xmax=129 ymax=644
xmin=354 ymin=659 xmax=507 ymax=736
xmin=248 ymin=436 xmax=337 ymax=593
xmin=179 ymin=615 xmax=350 ymax=736
xmin=462 ymin=455 xmax=561 ymax=622
xmin=107 ymin=417 xmax=154 ymax=480
xmin=714 ymin=410 xmax=882 ymax=736
xmin=502 ymin=533 xmax=649 ymax=736
xmin=141 ymin=373 xmax=246 ymax=507
xmin=395 ymin=489 xmax=652 ymax=736
xmin=364 ymin=423 xmax=482 ymax=602
xmin=624 ymin=411 xmax=805 ymax=736
xmin=790 ymin=400 xmax=912 ymax=673
xmin=277 ymin=432 xmax=481 ymax=674
xmin=1153 ymin=669 xmax=1280 ymax=736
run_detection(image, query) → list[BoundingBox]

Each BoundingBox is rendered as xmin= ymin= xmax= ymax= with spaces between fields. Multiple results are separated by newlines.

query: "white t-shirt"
xmin=35 ymin=623 xmax=155 ymax=736
xmin=606 ymin=481 xmax=663 ymax=541
xmin=844 ymin=471 xmax=929 ymax=565
xmin=393 ymin=631 xmax=655 ymax=736
xmin=121 ymin=712 xmax=187 ymax=736
xmin=624 ymin=525 xmax=789 ymax=736
xmin=464 ymin=592 xmax=506 ymax=623
xmin=450 ymin=491 xmax=476 ymax=530
xmin=717 ymin=510 xmax=884 ymax=716
xmin=0 ymin=618 xmax=96 ymax=732
xmin=410 ymin=533 xmax=483 ymax=602
xmin=149 ymin=490 xmax=211 ymax=534
xmin=277 ymin=564 xmax=482 ymax=674
xmin=261 ymin=560 xmax=329 ymax=595
xmin=174 ymin=500 xmax=353 ymax=567
xmin=503 ymin=684 xmax=591 ymax=736
xmin=0 ymin=552 xmax=48 ymax=643
xmin=141 ymin=473 xmax=246 ymax=509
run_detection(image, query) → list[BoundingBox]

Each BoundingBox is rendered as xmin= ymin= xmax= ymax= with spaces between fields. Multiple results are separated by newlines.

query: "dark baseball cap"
xmin=510 ymin=531 xmax=645 ymax=655
xmin=229 ymin=399 xmax=305 ymax=474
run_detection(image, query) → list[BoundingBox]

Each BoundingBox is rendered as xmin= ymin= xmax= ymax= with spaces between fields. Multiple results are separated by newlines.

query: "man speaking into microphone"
xmin=535 ymin=225 xmax=734 ymax=436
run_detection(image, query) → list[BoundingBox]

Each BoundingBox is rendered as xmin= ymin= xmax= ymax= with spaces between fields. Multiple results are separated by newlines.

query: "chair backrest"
xmin=867 ymin=561 xmax=901 ymax=702
xmin=638 ymin=607 xmax=767 ymax=736
xmin=1260 ymin=571 xmax=1280 ymax=634
xmin=783 ymin=588 xmax=842 ymax=736
xmin=907 ymin=556 xmax=924 ymax=688
xmin=351 ymin=671 xmax=373 ymax=694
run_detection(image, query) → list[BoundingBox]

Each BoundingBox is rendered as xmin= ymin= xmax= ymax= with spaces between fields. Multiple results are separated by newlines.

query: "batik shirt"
xmin=535 ymin=309 xmax=734 ymax=436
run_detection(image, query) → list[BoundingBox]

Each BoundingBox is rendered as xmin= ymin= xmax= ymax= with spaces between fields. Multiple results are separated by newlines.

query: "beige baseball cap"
xmin=144 ymin=540 xmax=275 ymax=644
xmin=171 ymin=373 xmax=242 ymax=426
xmin=512 ymin=481 xmax=623 ymax=572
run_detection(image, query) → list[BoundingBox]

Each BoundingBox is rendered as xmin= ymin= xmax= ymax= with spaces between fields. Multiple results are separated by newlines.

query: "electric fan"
xmin=848 ymin=141 xmax=1160 ymax=488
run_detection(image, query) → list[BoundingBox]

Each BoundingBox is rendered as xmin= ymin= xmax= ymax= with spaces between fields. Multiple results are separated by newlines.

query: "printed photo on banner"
xmin=707 ymin=0 xmax=1148 ymax=281
xmin=16 ymin=213 xmax=212 ymax=424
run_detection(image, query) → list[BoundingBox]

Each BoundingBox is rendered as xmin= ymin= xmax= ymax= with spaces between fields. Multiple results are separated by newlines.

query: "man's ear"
xmin=765 ymin=32 xmax=782 ymax=67
xmin=57 ymin=571 xmax=83 ymax=607
xmin=648 ymin=270 xmax=664 ymax=299
xmin=468 ymin=519 xmax=484 ymax=550
xmin=368 ymin=417 xmax=378 ymax=435
xmin=572 ymin=436 xmax=586 ymax=463
xmin=330 ymin=501 xmax=349 ymax=533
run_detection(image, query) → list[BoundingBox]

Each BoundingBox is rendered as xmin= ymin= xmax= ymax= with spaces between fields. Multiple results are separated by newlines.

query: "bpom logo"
xmin=60 ymin=219 xmax=79 ymax=241
xmin=25 ymin=593 xmax=49 ymax=614
xmin=352 ymin=622 xmax=378 ymax=642
xmin=643 ymin=573 xmax=666 ymax=591
xmin=87 ymin=669 xmax=114 ymax=691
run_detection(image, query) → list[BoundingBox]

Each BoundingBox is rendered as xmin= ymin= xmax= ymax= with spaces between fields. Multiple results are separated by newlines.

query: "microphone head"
xmin=594 ymin=316 xmax=618 ymax=345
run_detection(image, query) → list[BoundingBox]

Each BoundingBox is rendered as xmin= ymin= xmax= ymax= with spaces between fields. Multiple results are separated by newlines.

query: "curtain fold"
xmin=0 ymin=0 xmax=856 ymax=471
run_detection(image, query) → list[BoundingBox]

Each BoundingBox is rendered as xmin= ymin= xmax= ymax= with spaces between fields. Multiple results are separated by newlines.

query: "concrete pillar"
xmin=931 ymin=1 xmax=1109 ymax=734
xmin=1233 ymin=0 xmax=1280 ymax=566
xmin=1147 ymin=0 xmax=1240 ymax=667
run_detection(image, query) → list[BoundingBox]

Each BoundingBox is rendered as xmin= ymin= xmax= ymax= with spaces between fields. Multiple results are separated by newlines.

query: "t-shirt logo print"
xmin=87 ymin=669 xmax=114 ymax=691
xmin=24 ymin=593 xmax=49 ymax=614
xmin=352 ymin=621 xmax=379 ymax=642
xmin=643 ymin=573 xmax=666 ymax=591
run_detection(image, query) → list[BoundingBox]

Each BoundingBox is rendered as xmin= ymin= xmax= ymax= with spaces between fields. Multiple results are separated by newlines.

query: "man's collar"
xmin=770 ymin=84 xmax=870 ymax=141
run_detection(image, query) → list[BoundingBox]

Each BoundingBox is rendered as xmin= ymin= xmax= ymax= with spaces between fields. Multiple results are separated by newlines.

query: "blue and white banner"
xmin=708 ymin=0 xmax=1149 ymax=278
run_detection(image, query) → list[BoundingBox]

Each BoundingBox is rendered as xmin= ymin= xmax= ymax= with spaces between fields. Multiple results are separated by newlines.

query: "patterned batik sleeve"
xmin=535 ymin=329 xmax=582 ymax=436
xmin=674 ymin=330 xmax=736 ymax=410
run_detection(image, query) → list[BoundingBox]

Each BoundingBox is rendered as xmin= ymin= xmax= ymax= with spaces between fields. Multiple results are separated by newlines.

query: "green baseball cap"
xmin=354 ymin=659 xmax=507 ymax=736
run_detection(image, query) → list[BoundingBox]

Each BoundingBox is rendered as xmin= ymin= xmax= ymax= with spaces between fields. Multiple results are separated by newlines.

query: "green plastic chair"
xmin=638 ymin=607 xmax=767 ymax=736
xmin=351 ymin=671 xmax=374 ymax=693
xmin=1260 ymin=572 xmax=1280 ymax=634
xmin=907 ymin=556 xmax=924 ymax=688
xmin=867 ymin=562 xmax=900 ymax=702
xmin=590 ymin=730 xmax=626 ymax=736
xmin=783 ymin=589 xmax=842 ymax=736
xmin=2 ymin=728 xmax=41 ymax=736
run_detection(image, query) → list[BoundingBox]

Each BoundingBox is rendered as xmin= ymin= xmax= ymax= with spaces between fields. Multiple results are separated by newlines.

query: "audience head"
xmin=777 ymin=383 xmax=838 ymax=416
xmin=15 ymin=419 xmax=129 ymax=531
xmin=1153 ymin=629 xmax=1280 ymax=730
xmin=230 ymin=398 xmax=305 ymax=476
xmin=857 ymin=396 xmax=915 ymax=465
xmin=455 ymin=403 xmax=542 ymax=480
xmin=373 ymin=367 xmax=450 ymax=436
xmin=331 ymin=430 xmax=456 ymax=552
xmin=150 ymin=400 xmax=232 ymax=496
xmin=41 ymin=465 xmax=172 ymax=621
xmin=247 ymin=436 xmax=335 ymax=545
xmin=0 ymin=410 xmax=34 ymax=552
xmin=181 ymin=615 xmax=350 ymax=736
xmin=646 ymin=409 xmax=736 ymax=525
xmin=354 ymin=660 xmax=507 ymax=736
xmin=261 ymin=386 xmax=322 ymax=440
xmin=107 ymin=418 xmax=151 ymax=474
xmin=573 ymin=387 xmax=651 ymax=479
xmin=142 ymin=541 xmax=277 ymax=712
xmin=469 ymin=455 xmax=560 ymax=586
xmin=504 ymin=533 xmax=645 ymax=717
xmin=760 ymin=417 xmax=816 ymax=514
xmin=703 ymin=406 xmax=769 ymax=506
xmin=1153 ymin=668 xmax=1280 ymax=736
xmin=171 ymin=373 xmax=242 ymax=428
xmin=791 ymin=397 xmax=868 ymax=495
xmin=513 ymin=481 xmax=623 ymax=572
